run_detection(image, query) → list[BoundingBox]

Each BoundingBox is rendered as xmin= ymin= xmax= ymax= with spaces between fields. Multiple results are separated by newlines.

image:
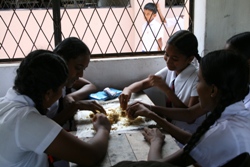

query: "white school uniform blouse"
xmin=142 ymin=19 xmax=164 ymax=52
xmin=0 ymin=88 xmax=62 ymax=167
xmin=189 ymin=101 xmax=250 ymax=167
xmin=155 ymin=64 xmax=206 ymax=134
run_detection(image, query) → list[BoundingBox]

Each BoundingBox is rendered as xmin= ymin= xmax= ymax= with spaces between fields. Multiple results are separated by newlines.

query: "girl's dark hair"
xmin=144 ymin=3 xmax=157 ymax=14
xmin=226 ymin=32 xmax=250 ymax=60
xmin=53 ymin=37 xmax=91 ymax=62
xmin=168 ymin=30 xmax=201 ymax=62
xmin=182 ymin=50 xmax=249 ymax=161
xmin=14 ymin=50 xmax=68 ymax=115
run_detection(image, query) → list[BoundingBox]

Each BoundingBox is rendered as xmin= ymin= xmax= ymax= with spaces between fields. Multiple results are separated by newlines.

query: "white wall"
xmin=193 ymin=0 xmax=206 ymax=56
xmin=194 ymin=0 xmax=250 ymax=56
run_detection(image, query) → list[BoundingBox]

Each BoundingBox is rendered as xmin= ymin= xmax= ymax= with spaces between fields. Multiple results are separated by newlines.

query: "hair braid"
xmin=182 ymin=100 xmax=227 ymax=158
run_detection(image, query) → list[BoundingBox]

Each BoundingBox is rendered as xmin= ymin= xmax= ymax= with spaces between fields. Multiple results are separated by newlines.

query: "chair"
xmin=221 ymin=152 xmax=250 ymax=167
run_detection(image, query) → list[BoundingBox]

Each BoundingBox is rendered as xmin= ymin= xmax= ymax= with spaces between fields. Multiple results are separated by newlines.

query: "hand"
xmin=119 ymin=88 xmax=132 ymax=110
xmin=75 ymin=100 xmax=107 ymax=115
xmin=142 ymin=127 xmax=165 ymax=145
xmin=126 ymin=102 xmax=152 ymax=119
xmin=148 ymin=75 xmax=166 ymax=89
xmin=92 ymin=113 xmax=111 ymax=132
xmin=155 ymin=2 xmax=160 ymax=11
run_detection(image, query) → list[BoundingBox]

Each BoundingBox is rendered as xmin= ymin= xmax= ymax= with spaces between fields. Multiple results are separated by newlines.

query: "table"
xmin=70 ymin=92 xmax=180 ymax=167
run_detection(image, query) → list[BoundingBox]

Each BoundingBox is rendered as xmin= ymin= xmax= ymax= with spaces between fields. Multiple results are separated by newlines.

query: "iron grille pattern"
xmin=0 ymin=0 xmax=193 ymax=61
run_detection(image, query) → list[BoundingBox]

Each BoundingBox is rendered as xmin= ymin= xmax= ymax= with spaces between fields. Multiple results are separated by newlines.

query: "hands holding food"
xmin=75 ymin=100 xmax=107 ymax=114
xmin=92 ymin=113 xmax=111 ymax=133
xmin=126 ymin=101 xmax=152 ymax=119
xmin=76 ymin=97 xmax=155 ymax=132
xmin=119 ymin=88 xmax=132 ymax=110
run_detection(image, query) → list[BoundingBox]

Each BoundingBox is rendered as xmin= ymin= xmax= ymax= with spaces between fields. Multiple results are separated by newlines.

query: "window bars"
xmin=0 ymin=0 xmax=193 ymax=61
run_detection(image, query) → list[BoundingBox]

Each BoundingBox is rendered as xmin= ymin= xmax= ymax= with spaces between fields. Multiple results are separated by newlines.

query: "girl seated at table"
xmin=127 ymin=50 xmax=250 ymax=166
xmin=48 ymin=37 xmax=106 ymax=130
xmin=119 ymin=30 xmax=203 ymax=134
xmin=0 ymin=50 xmax=111 ymax=167
xmin=225 ymin=32 xmax=250 ymax=108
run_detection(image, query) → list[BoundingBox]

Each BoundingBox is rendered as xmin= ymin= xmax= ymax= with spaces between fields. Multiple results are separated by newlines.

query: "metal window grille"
xmin=0 ymin=0 xmax=193 ymax=62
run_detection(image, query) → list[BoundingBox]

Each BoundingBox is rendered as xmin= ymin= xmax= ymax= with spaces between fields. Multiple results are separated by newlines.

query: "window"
xmin=0 ymin=0 xmax=193 ymax=61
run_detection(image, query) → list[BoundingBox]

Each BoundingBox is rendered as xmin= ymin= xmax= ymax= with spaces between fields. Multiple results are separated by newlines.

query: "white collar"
xmin=170 ymin=64 xmax=197 ymax=85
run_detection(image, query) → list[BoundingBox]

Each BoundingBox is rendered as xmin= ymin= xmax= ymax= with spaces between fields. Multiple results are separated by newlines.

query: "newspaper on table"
xmin=74 ymin=98 xmax=157 ymax=138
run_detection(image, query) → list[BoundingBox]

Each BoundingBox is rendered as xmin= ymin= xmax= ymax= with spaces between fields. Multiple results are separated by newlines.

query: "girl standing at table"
xmin=48 ymin=37 xmax=106 ymax=129
xmin=0 ymin=50 xmax=111 ymax=167
xmin=135 ymin=50 xmax=250 ymax=166
xmin=120 ymin=30 xmax=203 ymax=134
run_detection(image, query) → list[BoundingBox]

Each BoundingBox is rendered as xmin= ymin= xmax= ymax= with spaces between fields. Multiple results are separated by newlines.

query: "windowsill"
xmin=91 ymin=55 xmax=163 ymax=61
xmin=0 ymin=55 xmax=164 ymax=66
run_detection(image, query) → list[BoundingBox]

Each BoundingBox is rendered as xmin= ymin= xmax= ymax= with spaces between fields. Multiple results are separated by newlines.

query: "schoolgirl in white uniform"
xmin=0 ymin=88 xmax=63 ymax=167
xmin=120 ymin=30 xmax=204 ymax=134
xmin=0 ymin=50 xmax=111 ymax=167
xmin=139 ymin=50 xmax=250 ymax=167
xmin=189 ymin=101 xmax=250 ymax=166
xmin=46 ymin=37 xmax=106 ymax=129
xmin=155 ymin=63 xmax=202 ymax=134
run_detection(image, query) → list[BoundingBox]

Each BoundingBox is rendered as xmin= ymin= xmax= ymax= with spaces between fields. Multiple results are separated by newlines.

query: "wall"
xmin=193 ymin=0 xmax=206 ymax=56
xmin=194 ymin=0 xmax=250 ymax=55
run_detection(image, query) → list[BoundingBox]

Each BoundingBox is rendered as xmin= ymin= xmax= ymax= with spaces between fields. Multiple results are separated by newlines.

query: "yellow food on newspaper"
xmin=106 ymin=107 xmax=145 ymax=126
xmin=106 ymin=108 xmax=120 ymax=124
xmin=87 ymin=106 xmax=146 ymax=127
xmin=123 ymin=117 xmax=144 ymax=126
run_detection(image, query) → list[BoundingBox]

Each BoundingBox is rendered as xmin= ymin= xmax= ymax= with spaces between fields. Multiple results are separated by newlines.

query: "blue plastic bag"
xmin=89 ymin=88 xmax=122 ymax=101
